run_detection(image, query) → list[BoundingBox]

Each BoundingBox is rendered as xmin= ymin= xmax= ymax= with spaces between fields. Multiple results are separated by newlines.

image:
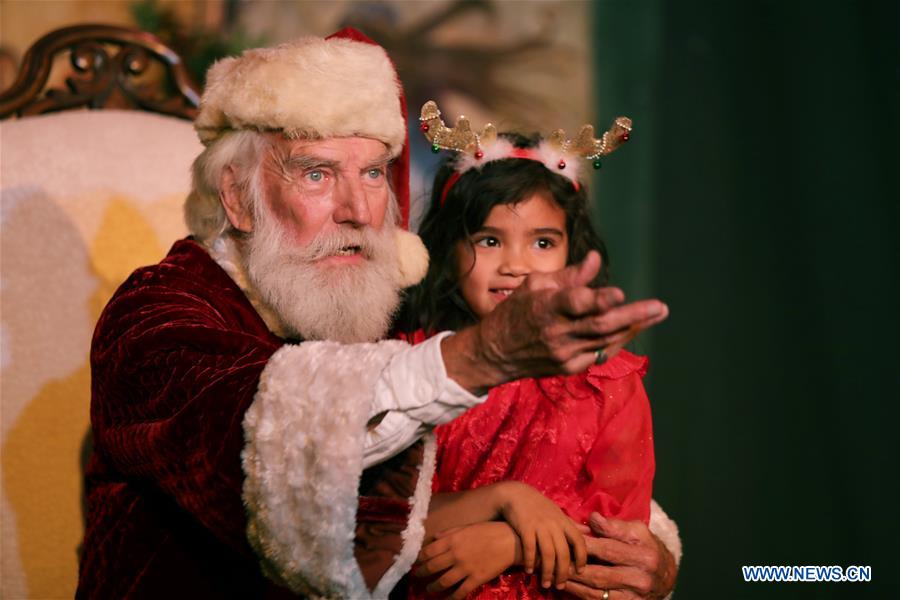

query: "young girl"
xmin=401 ymin=116 xmax=656 ymax=599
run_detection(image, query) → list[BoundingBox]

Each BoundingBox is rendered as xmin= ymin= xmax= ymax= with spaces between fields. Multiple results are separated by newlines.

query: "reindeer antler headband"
xmin=419 ymin=100 xmax=632 ymax=204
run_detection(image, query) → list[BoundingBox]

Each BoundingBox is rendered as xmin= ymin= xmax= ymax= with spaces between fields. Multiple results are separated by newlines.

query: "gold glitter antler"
xmin=549 ymin=117 xmax=632 ymax=165
xmin=420 ymin=100 xmax=497 ymax=156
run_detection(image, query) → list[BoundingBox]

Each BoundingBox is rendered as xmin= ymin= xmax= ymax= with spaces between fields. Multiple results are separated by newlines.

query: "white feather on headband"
xmin=454 ymin=138 xmax=514 ymax=174
xmin=419 ymin=100 xmax=631 ymax=192
xmin=451 ymin=138 xmax=582 ymax=185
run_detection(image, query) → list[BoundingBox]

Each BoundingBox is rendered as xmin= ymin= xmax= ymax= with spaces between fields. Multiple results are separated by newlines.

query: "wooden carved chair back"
xmin=0 ymin=23 xmax=199 ymax=118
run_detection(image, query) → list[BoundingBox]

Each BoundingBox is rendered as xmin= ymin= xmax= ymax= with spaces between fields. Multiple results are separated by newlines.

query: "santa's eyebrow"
xmin=361 ymin=152 xmax=393 ymax=170
xmin=283 ymin=154 xmax=340 ymax=170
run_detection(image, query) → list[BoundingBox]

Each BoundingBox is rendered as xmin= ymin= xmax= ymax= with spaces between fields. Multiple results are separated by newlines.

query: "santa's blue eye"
xmin=307 ymin=170 xmax=324 ymax=182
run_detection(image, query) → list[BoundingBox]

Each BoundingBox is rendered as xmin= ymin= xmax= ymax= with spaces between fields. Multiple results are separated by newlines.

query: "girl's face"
xmin=454 ymin=191 xmax=568 ymax=319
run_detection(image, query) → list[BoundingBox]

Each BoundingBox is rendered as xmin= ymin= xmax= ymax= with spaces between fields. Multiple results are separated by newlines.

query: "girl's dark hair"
xmin=400 ymin=132 xmax=609 ymax=334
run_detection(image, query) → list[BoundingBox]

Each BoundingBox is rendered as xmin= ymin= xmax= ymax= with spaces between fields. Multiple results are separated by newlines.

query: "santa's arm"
xmin=363 ymin=332 xmax=486 ymax=467
xmin=243 ymin=338 xmax=474 ymax=599
xmin=90 ymin=289 xmax=279 ymax=556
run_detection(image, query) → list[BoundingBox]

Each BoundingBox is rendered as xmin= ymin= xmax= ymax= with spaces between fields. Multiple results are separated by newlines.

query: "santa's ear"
xmin=220 ymin=165 xmax=254 ymax=233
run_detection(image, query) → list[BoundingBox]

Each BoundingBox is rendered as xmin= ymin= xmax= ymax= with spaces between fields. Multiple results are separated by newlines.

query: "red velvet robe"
xmin=78 ymin=239 xmax=421 ymax=599
xmin=408 ymin=336 xmax=655 ymax=599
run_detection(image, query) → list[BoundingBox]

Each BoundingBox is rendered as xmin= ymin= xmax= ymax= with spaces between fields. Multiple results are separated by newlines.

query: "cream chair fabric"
xmin=0 ymin=109 xmax=201 ymax=598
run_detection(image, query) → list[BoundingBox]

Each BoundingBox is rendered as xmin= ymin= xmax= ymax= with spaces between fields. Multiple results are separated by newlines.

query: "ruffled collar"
xmin=588 ymin=350 xmax=648 ymax=381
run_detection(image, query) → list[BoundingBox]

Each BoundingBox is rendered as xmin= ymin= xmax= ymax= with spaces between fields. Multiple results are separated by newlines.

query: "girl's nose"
xmin=499 ymin=248 xmax=529 ymax=277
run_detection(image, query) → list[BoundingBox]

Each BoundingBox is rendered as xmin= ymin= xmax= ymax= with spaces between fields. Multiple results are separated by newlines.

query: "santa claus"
xmin=78 ymin=29 xmax=675 ymax=599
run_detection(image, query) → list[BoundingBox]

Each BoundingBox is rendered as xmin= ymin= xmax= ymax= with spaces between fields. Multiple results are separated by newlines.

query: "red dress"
xmin=408 ymin=331 xmax=655 ymax=599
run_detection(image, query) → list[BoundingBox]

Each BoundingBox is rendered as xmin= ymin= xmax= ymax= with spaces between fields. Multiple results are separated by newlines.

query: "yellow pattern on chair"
xmin=1 ymin=109 xmax=200 ymax=599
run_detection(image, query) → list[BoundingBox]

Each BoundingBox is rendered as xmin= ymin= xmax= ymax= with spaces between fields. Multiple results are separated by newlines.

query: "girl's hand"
xmin=414 ymin=521 xmax=521 ymax=599
xmin=496 ymin=481 xmax=587 ymax=589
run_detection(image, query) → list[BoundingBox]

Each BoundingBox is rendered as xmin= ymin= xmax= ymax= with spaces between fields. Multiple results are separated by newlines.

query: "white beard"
xmin=243 ymin=204 xmax=402 ymax=344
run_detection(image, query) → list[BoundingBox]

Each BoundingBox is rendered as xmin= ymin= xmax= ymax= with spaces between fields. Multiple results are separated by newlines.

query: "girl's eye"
xmin=475 ymin=236 xmax=499 ymax=248
xmin=535 ymin=238 xmax=555 ymax=249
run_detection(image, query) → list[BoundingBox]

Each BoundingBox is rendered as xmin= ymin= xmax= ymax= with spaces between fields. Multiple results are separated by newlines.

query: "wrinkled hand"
xmin=414 ymin=521 xmax=520 ymax=600
xmin=446 ymin=251 xmax=668 ymax=393
xmin=564 ymin=513 xmax=677 ymax=600
xmin=497 ymin=481 xmax=587 ymax=590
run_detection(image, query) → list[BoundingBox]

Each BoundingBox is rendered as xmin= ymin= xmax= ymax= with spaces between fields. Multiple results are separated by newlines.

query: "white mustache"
xmin=295 ymin=227 xmax=381 ymax=262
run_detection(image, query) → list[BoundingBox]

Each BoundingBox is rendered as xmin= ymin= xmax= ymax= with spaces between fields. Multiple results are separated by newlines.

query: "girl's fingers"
xmin=564 ymin=521 xmax=589 ymax=573
xmin=413 ymin=550 xmax=454 ymax=577
xmin=537 ymin=528 xmax=556 ymax=588
xmin=449 ymin=577 xmax=479 ymax=600
xmin=552 ymin=527 xmax=571 ymax=588
xmin=522 ymin=531 xmax=537 ymax=574
xmin=416 ymin=538 xmax=449 ymax=563
xmin=427 ymin=566 xmax=465 ymax=593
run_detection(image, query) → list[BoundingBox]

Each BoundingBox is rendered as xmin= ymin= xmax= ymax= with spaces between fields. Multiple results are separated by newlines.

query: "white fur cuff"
xmin=649 ymin=499 xmax=682 ymax=566
xmin=649 ymin=499 xmax=682 ymax=600
xmin=242 ymin=340 xmax=435 ymax=598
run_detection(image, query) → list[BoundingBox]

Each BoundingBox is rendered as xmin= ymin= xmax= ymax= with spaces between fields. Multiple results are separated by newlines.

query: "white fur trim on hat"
xmin=196 ymin=36 xmax=405 ymax=156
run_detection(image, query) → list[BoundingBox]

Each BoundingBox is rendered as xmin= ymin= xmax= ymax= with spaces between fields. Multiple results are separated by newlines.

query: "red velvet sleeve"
xmin=577 ymin=359 xmax=656 ymax=524
xmin=89 ymin=262 xmax=282 ymax=555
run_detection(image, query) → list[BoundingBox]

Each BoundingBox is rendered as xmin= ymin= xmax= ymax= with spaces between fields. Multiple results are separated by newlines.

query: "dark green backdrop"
xmin=593 ymin=1 xmax=899 ymax=598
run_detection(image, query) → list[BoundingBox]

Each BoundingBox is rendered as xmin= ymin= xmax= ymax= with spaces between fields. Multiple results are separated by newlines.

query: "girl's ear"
xmin=219 ymin=165 xmax=254 ymax=233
